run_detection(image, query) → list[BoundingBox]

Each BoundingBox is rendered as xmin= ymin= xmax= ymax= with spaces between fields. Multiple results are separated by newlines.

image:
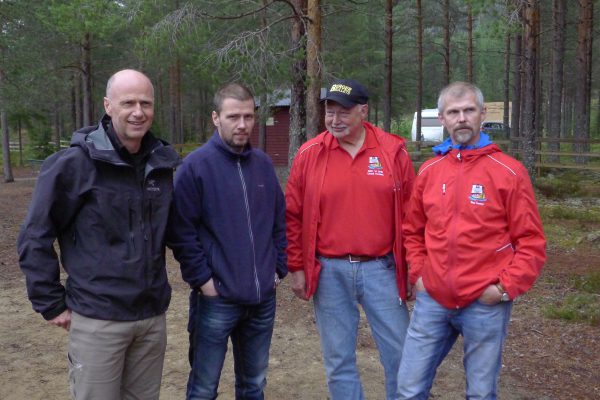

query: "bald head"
xmin=106 ymin=69 xmax=154 ymax=99
xmin=103 ymin=69 xmax=155 ymax=154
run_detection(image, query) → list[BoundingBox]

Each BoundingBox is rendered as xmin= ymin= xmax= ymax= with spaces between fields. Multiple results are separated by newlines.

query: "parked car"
xmin=481 ymin=121 xmax=509 ymax=137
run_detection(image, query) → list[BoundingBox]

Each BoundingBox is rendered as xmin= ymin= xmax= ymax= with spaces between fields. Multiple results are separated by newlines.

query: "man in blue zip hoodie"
xmin=18 ymin=69 xmax=179 ymax=399
xmin=168 ymin=83 xmax=287 ymax=400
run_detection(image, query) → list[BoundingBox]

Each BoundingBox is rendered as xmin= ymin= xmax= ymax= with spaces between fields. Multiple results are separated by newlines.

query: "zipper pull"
xmin=442 ymin=183 xmax=446 ymax=195
xmin=457 ymin=152 xmax=461 ymax=161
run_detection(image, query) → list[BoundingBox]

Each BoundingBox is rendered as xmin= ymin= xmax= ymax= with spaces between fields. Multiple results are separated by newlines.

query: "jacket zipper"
xmin=448 ymin=152 xmax=463 ymax=308
xmin=237 ymin=159 xmax=261 ymax=302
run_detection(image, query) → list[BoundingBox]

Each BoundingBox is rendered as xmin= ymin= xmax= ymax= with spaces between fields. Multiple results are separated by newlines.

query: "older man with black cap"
xmin=285 ymin=79 xmax=415 ymax=400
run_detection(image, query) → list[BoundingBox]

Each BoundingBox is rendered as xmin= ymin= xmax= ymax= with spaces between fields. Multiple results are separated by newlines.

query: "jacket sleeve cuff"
xmin=41 ymin=300 xmax=67 ymax=321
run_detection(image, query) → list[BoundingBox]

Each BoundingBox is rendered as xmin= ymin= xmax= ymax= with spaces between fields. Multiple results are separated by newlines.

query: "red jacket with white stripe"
xmin=404 ymin=143 xmax=546 ymax=309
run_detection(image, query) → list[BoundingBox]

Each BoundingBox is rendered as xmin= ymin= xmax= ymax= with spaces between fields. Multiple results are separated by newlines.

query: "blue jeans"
xmin=396 ymin=290 xmax=513 ymax=400
xmin=186 ymin=292 xmax=276 ymax=400
xmin=314 ymin=255 xmax=409 ymax=400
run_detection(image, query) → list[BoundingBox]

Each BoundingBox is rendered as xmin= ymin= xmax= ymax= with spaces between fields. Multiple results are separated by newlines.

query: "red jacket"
xmin=404 ymin=144 xmax=546 ymax=309
xmin=285 ymin=122 xmax=415 ymax=299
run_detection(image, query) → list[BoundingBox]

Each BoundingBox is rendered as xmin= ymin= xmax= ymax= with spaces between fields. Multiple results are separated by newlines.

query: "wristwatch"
xmin=496 ymin=283 xmax=510 ymax=302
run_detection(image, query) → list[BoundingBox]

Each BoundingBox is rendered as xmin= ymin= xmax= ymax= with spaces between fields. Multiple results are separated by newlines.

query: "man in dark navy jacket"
xmin=18 ymin=69 xmax=179 ymax=399
xmin=168 ymin=82 xmax=287 ymax=400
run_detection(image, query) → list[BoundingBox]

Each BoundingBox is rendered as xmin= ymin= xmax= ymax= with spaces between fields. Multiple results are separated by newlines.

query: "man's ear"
xmin=212 ymin=110 xmax=220 ymax=127
xmin=103 ymin=97 xmax=111 ymax=116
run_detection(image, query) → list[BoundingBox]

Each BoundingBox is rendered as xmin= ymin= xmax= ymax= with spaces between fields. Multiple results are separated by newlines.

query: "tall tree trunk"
xmin=522 ymin=0 xmax=540 ymax=181
xmin=574 ymin=0 xmax=593 ymax=163
xmin=1 ymin=108 xmax=12 ymax=182
xmin=258 ymin=94 xmax=267 ymax=151
xmin=562 ymin=85 xmax=572 ymax=138
xmin=72 ymin=71 xmax=82 ymax=131
xmin=306 ymin=0 xmax=321 ymax=138
xmin=258 ymin=0 xmax=268 ymax=151
xmin=169 ymin=59 xmax=182 ymax=145
xmin=467 ymin=2 xmax=474 ymax=83
xmin=81 ymin=32 xmax=92 ymax=126
xmin=383 ymin=0 xmax=393 ymax=132
xmin=53 ymin=107 xmax=61 ymax=150
xmin=511 ymin=8 xmax=523 ymax=153
xmin=288 ymin=0 xmax=307 ymax=166
xmin=0 ymin=53 xmax=14 ymax=182
xmin=415 ymin=0 xmax=423 ymax=153
xmin=504 ymin=33 xmax=511 ymax=140
xmin=17 ymin=118 xmax=23 ymax=166
xmin=548 ymin=0 xmax=566 ymax=163
xmin=443 ymin=0 xmax=451 ymax=85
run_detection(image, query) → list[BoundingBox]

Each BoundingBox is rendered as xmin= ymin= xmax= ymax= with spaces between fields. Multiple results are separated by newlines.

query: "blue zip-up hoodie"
xmin=168 ymin=132 xmax=287 ymax=304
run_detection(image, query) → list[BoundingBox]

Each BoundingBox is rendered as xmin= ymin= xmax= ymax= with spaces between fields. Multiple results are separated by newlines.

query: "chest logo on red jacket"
xmin=367 ymin=156 xmax=384 ymax=176
xmin=469 ymin=184 xmax=487 ymax=205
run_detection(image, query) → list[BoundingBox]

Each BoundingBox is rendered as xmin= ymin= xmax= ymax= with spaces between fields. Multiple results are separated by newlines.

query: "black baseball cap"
xmin=324 ymin=79 xmax=369 ymax=108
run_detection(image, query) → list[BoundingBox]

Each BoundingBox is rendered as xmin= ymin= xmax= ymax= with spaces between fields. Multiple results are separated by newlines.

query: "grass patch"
xmin=539 ymin=204 xmax=600 ymax=224
xmin=536 ymin=170 xmax=600 ymax=199
xmin=544 ymin=293 xmax=600 ymax=326
xmin=544 ymin=271 xmax=600 ymax=326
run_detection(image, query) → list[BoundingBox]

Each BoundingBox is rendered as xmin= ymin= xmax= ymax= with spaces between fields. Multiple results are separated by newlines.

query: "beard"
xmin=452 ymin=126 xmax=476 ymax=145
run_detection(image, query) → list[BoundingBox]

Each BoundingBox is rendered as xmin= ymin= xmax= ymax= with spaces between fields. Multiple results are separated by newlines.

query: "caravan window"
xmin=421 ymin=117 xmax=441 ymax=127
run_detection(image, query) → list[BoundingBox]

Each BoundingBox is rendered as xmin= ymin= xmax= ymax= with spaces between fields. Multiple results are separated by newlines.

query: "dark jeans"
xmin=186 ymin=292 xmax=276 ymax=400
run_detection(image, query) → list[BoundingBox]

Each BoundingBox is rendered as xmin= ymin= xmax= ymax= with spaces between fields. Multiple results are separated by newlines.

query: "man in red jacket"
xmin=396 ymin=82 xmax=546 ymax=399
xmin=286 ymin=79 xmax=415 ymax=400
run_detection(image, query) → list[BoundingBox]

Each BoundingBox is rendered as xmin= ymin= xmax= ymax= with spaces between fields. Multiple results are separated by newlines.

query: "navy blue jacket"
xmin=168 ymin=132 xmax=287 ymax=304
xmin=17 ymin=115 xmax=180 ymax=321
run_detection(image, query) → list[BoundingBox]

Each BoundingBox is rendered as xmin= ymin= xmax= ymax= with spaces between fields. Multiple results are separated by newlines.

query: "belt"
xmin=324 ymin=254 xmax=377 ymax=263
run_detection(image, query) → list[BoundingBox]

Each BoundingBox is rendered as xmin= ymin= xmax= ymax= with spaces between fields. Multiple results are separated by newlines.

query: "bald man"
xmin=18 ymin=69 xmax=179 ymax=399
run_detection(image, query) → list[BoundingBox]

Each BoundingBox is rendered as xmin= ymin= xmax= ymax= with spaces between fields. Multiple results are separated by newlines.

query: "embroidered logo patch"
xmin=469 ymin=184 xmax=487 ymax=205
xmin=367 ymin=156 xmax=384 ymax=176
xmin=146 ymin=179 xmax=161 ymax=192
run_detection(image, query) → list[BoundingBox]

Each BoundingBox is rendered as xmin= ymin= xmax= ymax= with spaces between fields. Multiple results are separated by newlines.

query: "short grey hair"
xmin=437 ymin=82 xmax=484 ymax=113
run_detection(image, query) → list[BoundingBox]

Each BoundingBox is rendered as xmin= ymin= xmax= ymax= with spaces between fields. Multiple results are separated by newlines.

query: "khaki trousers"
xmin=68 ymin=312 xmax=167 ymax=400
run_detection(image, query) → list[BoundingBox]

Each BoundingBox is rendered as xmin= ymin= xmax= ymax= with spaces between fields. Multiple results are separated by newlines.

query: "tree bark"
xmin=81 ymin=32 xmax=92 ymax=127
xmin=415 ymin=0 xmax=423 ymax=153
xmin=306 ymin=0 xmax=321 ymax=139
xmin=548 ymin=0 xmax=566 ymax=163
xmin=574 ymin=0 xmax=593 ymax=163
xmin=521 ymin=0 xmax=539 ymax=181
xmin=288 ymin=0 xmax=307 ymax=167
xmin=0 ymin=55 xmax=13 ymax=182
xmin=467 ymin=2 xmax=474 ymax=83
xmin=504 ymin=33 xmax=511 ymax=140
xmin=169 ymin=58 xmax=183 ymax=144
xmin=511 ymin=6 xmax=522 ymax=153
xmin=443 ymin=0 xmax=451 ymax=85
xmin=383 ymin=0 xmax=393 ymax=132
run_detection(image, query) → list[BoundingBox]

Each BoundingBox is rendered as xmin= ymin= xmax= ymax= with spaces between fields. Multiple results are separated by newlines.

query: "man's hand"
xmin=406 ymin=282 xmax=416 ymax=301
xmin=49 ymin=309 xmax=72 ymax=331
xmin=200 ymin=278 xmax=218 ymax=297
xmin=414 ymin=277 xmax=426 ymax=293
xmin=290 ymin=271 xmax=309 ymax=301
xmin=478 ymin=284 xmax=503 ymax=305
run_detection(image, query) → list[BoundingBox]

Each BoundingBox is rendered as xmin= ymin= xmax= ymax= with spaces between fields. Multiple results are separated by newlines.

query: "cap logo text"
xmin=330 ymin=84 xmax=352 ymax=95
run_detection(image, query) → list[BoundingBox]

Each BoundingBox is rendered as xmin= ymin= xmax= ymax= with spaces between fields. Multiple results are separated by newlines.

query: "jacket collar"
xmin=210 ymin=131 xmax=253 ymax=160
xmin=432 ymin=132 xmax=494 ymax=156
xmin=70 ymin=115 xmax=179 ymax=170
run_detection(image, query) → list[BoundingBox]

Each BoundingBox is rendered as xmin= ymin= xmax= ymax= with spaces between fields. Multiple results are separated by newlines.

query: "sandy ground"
xmin=1 ymin=169 xmax=599 ymax=399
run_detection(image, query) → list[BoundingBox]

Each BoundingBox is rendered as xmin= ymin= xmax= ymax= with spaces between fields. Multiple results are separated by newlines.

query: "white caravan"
xmin=411 ymin=109 xmax=445 ymax=142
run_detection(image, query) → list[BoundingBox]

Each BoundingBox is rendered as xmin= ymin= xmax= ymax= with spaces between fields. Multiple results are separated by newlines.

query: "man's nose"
xmin=132 ymin=103 xmax=143 ymax=116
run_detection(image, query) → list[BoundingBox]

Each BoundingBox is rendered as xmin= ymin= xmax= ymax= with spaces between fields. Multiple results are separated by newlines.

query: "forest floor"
xmin=1 ymin=166 xmax=599 ymax=400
